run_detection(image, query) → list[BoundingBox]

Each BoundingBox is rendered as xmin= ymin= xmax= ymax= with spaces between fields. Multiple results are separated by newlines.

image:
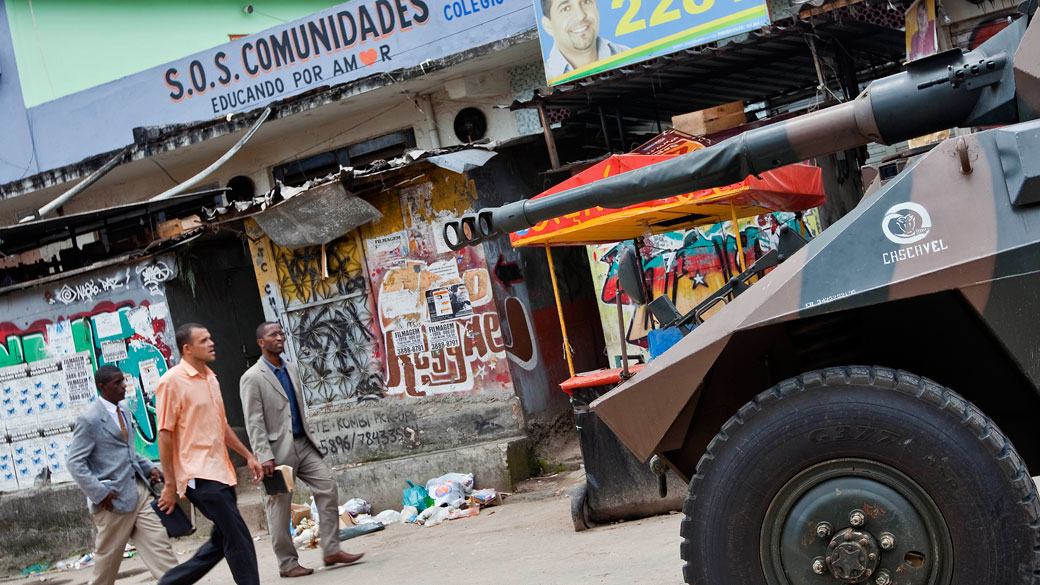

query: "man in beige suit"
xmin=240 ymin=322 xmax=363 ymax=578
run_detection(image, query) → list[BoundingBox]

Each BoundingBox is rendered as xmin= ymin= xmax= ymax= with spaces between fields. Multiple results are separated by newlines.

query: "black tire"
xmin=680 ymin=366 xmax=1040 ymax=585
xmin=571 ymin=482 xmax=593 ymax=532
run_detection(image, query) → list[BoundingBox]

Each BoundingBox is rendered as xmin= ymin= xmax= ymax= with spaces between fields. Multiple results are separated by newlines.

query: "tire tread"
xmin=679 ymin=365 xmax=1040 ymax=585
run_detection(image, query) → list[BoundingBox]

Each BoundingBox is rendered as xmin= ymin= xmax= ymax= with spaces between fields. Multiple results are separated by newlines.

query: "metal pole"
xmin=536 ymin=104 xmax=561 ymax=170
xmin=151 ymin=107 xmax=271 ymax=201
xmin=729 ymin=202 xmax=747 ymax=272
xmin=545 ymin=245 xmax=575 ymax=377
xmin=615 ymin=280 xmax=629 ymax=378
xmin=34 ymin=147 xmax=128 ymax=219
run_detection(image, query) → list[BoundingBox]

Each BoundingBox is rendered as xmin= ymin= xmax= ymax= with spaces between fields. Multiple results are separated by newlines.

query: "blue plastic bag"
xmin=402 ymin=480 xmax=433 ymax=512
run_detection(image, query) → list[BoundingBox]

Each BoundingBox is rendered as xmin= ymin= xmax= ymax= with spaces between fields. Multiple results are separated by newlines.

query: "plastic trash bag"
xmin=402 ymin=480 xmax=433 ymax=512
xmin=426 ymin=478 xmax=465 ymax=507
xmin=342 ymin=498 xmax=370 ymax=517
xmin=424 ymin=506 xmax=452 ymax=527
xmin=374 ymin=509 xmax=402 ymax=524
xmin=426 ymin=473 xmax=474 ymax=495
xmin=400 ymin=505 xmax=418 ymax=523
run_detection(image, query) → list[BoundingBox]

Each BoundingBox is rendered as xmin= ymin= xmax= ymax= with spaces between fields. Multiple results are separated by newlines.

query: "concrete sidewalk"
xmin=6 ymin=471 xmax=686 ymax=585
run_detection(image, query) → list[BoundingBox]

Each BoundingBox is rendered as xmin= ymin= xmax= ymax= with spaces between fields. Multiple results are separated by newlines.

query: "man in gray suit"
xmin=240 ymin=322 xmax=363 ymax=578
xmin=66 ymin=365 xmax=179 ymax=585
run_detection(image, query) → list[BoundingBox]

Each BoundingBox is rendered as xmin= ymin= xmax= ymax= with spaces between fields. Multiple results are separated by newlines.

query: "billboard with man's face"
xmin=534 ymin=0 xmax=770 ymax=86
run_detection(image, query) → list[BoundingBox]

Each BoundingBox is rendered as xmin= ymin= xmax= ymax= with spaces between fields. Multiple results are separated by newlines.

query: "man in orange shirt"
xmin=155 ymin=323 xmax=264 ymax=585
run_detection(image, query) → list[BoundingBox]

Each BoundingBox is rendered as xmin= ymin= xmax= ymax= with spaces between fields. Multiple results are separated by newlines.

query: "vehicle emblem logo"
xmin=882 ymin=202 xmax=931 ymax=244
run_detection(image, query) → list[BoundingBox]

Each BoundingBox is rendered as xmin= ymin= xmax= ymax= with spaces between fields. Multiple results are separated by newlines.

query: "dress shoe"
xmin=323 ymin=550 xmax=364 ymax=567
xmin=279 ymin=565 xmax=314 ymax=578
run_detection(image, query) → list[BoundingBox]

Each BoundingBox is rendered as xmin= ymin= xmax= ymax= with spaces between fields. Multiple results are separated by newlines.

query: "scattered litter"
xmin=402 ymin=480 xmax=434 ymax=511
xmin=338 ymin=522 xmax=385 ymax=541
xmin=469 ymin=489 xmax=506 ymax=508
xmin=21 ymin=563 xmax=50 ymax=576
xmin=293 ymin=518 xmax=319 ymax=549
xmin=423 ymin=506 xmax=452 ymax=527
xmin=354 ymin=513 xmax=380 ymax=525
xmin=373 ymin=509 xmax=401 ymax=524
xmin=341 ymin=498 xmax=370 ymax=517
xmin=308 ymin=496 xmax=319 ymax=525
xmin=400 ymin=505 xmax=418 ymax=523
xmin=291 ymin=503 xmax=311 ymax=527
xmin=426 ymin=473 xmax=473 ymax=508
xmin=123 ymin=543 xmax=137 ymax=558
xmin=415 ymin=506 xmax=439 ymax=525
xmin=448 ymin=507 xmax=480 ymax=520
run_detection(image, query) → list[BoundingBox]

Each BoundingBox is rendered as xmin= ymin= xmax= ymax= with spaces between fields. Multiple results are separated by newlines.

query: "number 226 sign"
xmin=533 ymin=0 xmax=770 ymax=85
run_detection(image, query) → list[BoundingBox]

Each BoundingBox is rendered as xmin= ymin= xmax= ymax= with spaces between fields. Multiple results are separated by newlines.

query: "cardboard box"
xmin=156 ymin=215 xmax=202 ymax=240
xmin=671 ymin=101 xmax=747 ymax=137
xmin=338 ymin=510 xmax=357 ymax=529
xmin=291 ymin=504 xmax=311 ymax=528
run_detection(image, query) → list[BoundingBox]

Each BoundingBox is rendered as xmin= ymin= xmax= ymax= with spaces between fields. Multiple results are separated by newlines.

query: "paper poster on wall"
xmin=92 ymin=312 xmax=124 ymax=339
xmin=63 ymin=352 xmax=95 ymax=403
xmin=100 ymin=339 xmax=129 ymax=363
xmin=380 ymin=289 xmax=421 ymax=320
xmin=366 ymin=231 xmax=408 ymax=266
xmin=148 ymin=301 xmax=170 ymax=321
xmin=427 ymin=287 xmax=454 ymax=319
xmin=392 ymin=327 xmax=427 ymax=356
xmin=426 ymin=322 xmax=461 ymax=351
xmin=32 ymin=371 xmax=70 ymax=422
xmin=126 ymin=306 xmax=154 ymax=342
xmin=10 ymin=437 xmax=47 ymax=488
xmin=0 ymin=444 xmax=19 ymax=491
xmin=43 ymin=433 xmax=75 ymax=484
xmin=139 ymin=359 xmax=161 ymax=398
xmin=45 ymin=321 xmax=76 ymax=357
xmin=428 ymin=259 xmax=461 ymax=282
xmin=431 ymin=218 xmax=458 ymax=255
xmin=425 ymin=284 xmax=473 ymax=322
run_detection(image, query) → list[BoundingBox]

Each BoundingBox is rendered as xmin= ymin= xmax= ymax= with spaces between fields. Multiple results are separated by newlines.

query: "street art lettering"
xmin=52 ymin=269 xmax=132 ymax=305
xmin=136 ymin=261 xmax=174 ymax=296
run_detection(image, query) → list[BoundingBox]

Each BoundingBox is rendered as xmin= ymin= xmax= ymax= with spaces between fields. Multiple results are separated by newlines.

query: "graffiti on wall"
xmin=588 ymin=211 xmax=820 ymax=364
xmin=364 ymin=180 xmax=516 ymax=398
xmin=0 ymin=257 xmax=176 ymax=491
xmin=271 ymin=233 xmax=386 ymax=407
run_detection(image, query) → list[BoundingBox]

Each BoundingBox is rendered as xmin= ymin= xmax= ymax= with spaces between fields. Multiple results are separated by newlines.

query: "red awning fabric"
xmin=510 ymin=153 xmax=824 ymax=247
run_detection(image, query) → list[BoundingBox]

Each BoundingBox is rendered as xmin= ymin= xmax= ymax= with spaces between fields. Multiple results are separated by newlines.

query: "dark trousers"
xmin=158 ymin=479 xmax=259 ymax=585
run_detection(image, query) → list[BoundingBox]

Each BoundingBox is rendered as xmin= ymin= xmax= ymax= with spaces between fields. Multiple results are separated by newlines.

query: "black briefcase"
xmin=149 ymin=483 xmax=195 ymax=538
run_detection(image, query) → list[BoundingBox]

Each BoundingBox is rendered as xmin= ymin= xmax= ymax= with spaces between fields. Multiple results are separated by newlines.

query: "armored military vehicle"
xmin=444 ymin=8 xmax=1040 ymax=584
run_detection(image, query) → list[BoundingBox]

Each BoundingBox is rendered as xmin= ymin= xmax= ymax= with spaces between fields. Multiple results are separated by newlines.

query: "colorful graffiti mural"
xmin=0 ymin=256 xmax=177 ymax=491
xmin=588 ymin=211 xmax=820 ymax=364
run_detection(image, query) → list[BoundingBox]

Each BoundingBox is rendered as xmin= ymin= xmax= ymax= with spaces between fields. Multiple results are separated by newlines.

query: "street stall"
xmin=510 ymin=136 xmax=825 ymax=529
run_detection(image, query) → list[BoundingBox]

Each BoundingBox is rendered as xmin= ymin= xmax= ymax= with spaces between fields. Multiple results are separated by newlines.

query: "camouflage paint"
xmin=593 ymin=123 xmax=1040 ymax=462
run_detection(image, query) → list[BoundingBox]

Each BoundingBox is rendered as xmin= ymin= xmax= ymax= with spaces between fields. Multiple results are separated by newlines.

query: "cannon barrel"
xmin=442 ymin=16 xmax=1033 ymax=251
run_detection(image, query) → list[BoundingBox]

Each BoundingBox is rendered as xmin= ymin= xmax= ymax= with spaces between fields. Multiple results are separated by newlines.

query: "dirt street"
xmin=6 ymin=471 xmax=686 ymax=585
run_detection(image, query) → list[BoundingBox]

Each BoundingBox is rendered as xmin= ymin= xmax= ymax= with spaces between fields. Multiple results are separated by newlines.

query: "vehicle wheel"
xmin=680 ymin=366 xmax=1040 ymax=585
xmin=571 ymin=482 xmax=593 ymax=532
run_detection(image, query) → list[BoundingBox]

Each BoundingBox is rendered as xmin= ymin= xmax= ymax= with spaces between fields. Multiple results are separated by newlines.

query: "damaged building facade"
xmin=0 ymin=0 xmax=607 ymax=572
xmin=1 ymin=0 xmax=1014 ymax=573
